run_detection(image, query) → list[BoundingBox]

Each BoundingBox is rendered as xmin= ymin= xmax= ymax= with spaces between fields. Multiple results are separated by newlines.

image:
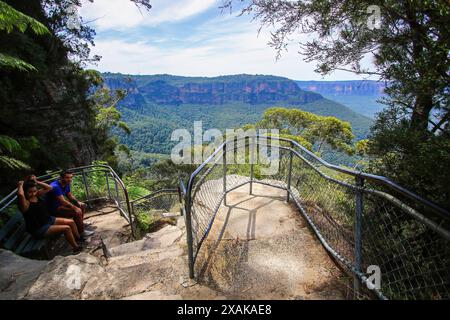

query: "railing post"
xmin=286 ymin=142 xmax=293 ymax=203
xmin=250 ymin=136 xmax=255 ymax=195
xmin=223 ymin=144 xmax=227 ymax=206
xmin=81 ymin=170 xmax=90 ymax=206
xmin=354 ymin=176 xmax=364 ymax=298
xmin=105 ymin=172 xmax=111 ymax=200
xmin=114 ymin=177 xmax=120 ymax=206
xmin=179 ymin=180 xmax=186 ymax=217
xmin=184 ymin=194 xmax=195 ymax=279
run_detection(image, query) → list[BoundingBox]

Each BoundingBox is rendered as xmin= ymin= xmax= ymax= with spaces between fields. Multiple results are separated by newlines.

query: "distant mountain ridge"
xmin=104 ymin=73 xmax=323 ymax=107
xmin=296 ymin=80 xmax=386 ymax=118
xmin=296 ymin=80 xmax=385 ymax=96
xmin=102 ymin=73 xmax=373 ymax=165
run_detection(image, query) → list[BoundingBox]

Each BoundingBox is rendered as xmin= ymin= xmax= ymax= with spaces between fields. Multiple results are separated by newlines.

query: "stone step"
xmin=0 ymin=249 xmax=48 ymax=299
xmin=109 ymin=225 xmax=184 ymax=257
xmin=161 ymin=212 xmax=181 ymax=218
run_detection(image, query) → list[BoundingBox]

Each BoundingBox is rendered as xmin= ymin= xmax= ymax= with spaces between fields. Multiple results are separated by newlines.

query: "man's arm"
xmin=66 ymin=191 xmax=76 ymax=202
xmin=56 ymin=194 xmax=79 ymax=211
xmin=66 ymin=192 xmax=84 ymax=207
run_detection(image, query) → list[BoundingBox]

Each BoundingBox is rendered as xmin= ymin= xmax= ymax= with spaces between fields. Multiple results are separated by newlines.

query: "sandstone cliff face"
xmin=103 ymin=74 xmax=323 ymax=107
xmin=296 ymin=80 xmax=385 ymax=96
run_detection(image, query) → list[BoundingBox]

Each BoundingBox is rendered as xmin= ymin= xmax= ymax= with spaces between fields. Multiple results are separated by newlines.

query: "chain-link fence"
xmin=183 ymin=135 xmax=450 ymax=299
xmin=130 ymin=189 xmax=180 ymax=238
xmin=184 ymin=147 xmax=225 ymax=270
xmin=361 ymin=190 xmax=450 ymax=299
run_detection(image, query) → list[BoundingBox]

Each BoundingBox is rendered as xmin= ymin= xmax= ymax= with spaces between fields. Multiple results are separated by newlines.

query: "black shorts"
xmin=31 ymin=216 xmax=56 ymax=238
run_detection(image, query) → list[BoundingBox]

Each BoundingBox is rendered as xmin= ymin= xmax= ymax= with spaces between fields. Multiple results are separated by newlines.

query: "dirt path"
xmin=196 ymin=183 xmax=348 ymax=299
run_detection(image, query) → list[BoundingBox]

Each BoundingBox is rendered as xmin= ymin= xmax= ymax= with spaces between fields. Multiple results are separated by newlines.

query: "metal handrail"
xmin=185 ymin=135 xmax=450 ymax=220
xmin=130 ymin=189 xmax=179 ymax=205
xmin=280 ymin=137 xmax=450 ymax=219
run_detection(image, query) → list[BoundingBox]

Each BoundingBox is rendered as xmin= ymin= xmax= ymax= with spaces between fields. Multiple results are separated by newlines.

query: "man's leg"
xmin=55 ymin=205 xmax=84 ymax=234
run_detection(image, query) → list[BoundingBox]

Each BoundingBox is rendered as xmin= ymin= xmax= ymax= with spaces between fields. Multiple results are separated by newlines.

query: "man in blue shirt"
xmin=46 ymin=170 xmax=94 ymax=239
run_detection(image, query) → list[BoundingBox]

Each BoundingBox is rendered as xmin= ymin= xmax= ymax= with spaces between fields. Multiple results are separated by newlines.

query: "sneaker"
xmin=81 ymin=230 xmax=95 ymax=238
xmin=84 ymin=223 xmax=95 ymax=231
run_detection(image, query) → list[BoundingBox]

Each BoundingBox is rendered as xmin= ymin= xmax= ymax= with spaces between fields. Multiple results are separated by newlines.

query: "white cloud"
xmin=90 ymin=31 xmax=367 ymax=79
xmin=80 ymin=0 xmax=217 ymax=31
xmin=83 ymin=3 xmax=377 ymax=80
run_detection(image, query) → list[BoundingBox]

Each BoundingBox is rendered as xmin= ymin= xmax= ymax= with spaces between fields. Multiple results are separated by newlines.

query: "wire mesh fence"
xmin=188 ymin=149 xmax=225 ymax=261
xmin=361 ymin=191 xmax=450 ymax=299
xmin=130 ymin=189 xmax=180 ymax=238
xmin=289 ymin=154 xmax=356 ymax=267
xmin=183 ymin=136 xmax=450 ymax=300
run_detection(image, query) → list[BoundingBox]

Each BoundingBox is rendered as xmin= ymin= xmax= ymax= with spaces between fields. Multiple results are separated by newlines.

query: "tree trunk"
xmin=410 ymin=92 xmax=433 ymax=133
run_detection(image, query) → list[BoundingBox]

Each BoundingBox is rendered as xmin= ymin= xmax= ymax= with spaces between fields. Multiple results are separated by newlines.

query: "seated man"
xmin=45 ymin=169 xmax=94 ymax=239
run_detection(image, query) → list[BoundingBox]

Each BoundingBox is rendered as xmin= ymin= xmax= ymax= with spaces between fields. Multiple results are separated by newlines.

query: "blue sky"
xmin=79 ymin=0 xmax=375 ymax=80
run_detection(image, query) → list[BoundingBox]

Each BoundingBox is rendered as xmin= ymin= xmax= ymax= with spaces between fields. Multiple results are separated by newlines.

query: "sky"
xmin=79 ymin=0 xmax=376 ymax=81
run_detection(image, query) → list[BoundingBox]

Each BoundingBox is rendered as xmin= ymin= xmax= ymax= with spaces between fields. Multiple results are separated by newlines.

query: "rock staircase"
xmin=0 ymin=207 xmax=224 ymax=300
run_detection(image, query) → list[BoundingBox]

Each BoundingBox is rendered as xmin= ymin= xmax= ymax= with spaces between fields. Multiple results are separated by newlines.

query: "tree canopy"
xmin=224 ymin=0 xmax=449 ymax=133
xmin=257 ymin=107 xmax=355 ymax=155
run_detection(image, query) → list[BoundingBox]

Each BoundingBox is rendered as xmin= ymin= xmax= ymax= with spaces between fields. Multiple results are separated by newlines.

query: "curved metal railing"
xmin=129 ymin=188 xmax=180 ymax=237
xmin=0 ymin=164 xmax=135 ymax=238
xmin=181 ymin=135 xmax=450 ymax=300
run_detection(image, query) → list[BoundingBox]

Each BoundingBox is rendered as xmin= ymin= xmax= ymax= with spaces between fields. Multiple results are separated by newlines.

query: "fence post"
xmin=250 ymin=136 xmax=255 ymax=195
xmin=354 ymin=176 xmax=364 ymax=298
xmin=223 ymin=144 xmax=227 ymax=206
xmin=81 ymin=170 xmax=90 ymax=206
xmin=114 ymin=177 xmax=120 ymax=206
xmin=105 ymin=172 xmax=111 ymax=200
xmin=184 ymin=194 xmax=195 ymax=279
xmin=286 ymin=142 xmax=293 ymax=203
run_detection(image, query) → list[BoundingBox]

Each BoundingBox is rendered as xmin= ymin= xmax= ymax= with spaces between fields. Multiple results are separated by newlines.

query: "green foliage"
xmin=0 ymin=1 xmax=49 ymax=35
xmin=0 ymin=52 xmax=36 ymax=71
xmin=126 ymin=185 xmax=149 ymax=200
xmin=82 ymin=69 xmax=133 ymax=170
xmin=355 ymin=139 xmax=369 ymax=157
xmin=231 ymin=0 xmax=449 ymax=133
xmin=69 ymin=160 xmax=151 ymax=202
xmin=0 ymin=135 xmax=40 ymax=170
xmin=257 ymin=107 xmax=355 ymax=155
xmin=0 ymin=1 xmax=98 ymax=193
xmin=103 ymin=73 xmax=372 ymax=167
xmin=87 ymin=70 xmax=130 ymax=134
xmin=116 ymin=99 xmax=369 ymax=165
xmin=0 ymin=0 xmax=49 ymax=71
xmin=367 ymin=108 xmax=450 ymax=210
xmin=134 ymin=210 xmax=177 ymax=238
